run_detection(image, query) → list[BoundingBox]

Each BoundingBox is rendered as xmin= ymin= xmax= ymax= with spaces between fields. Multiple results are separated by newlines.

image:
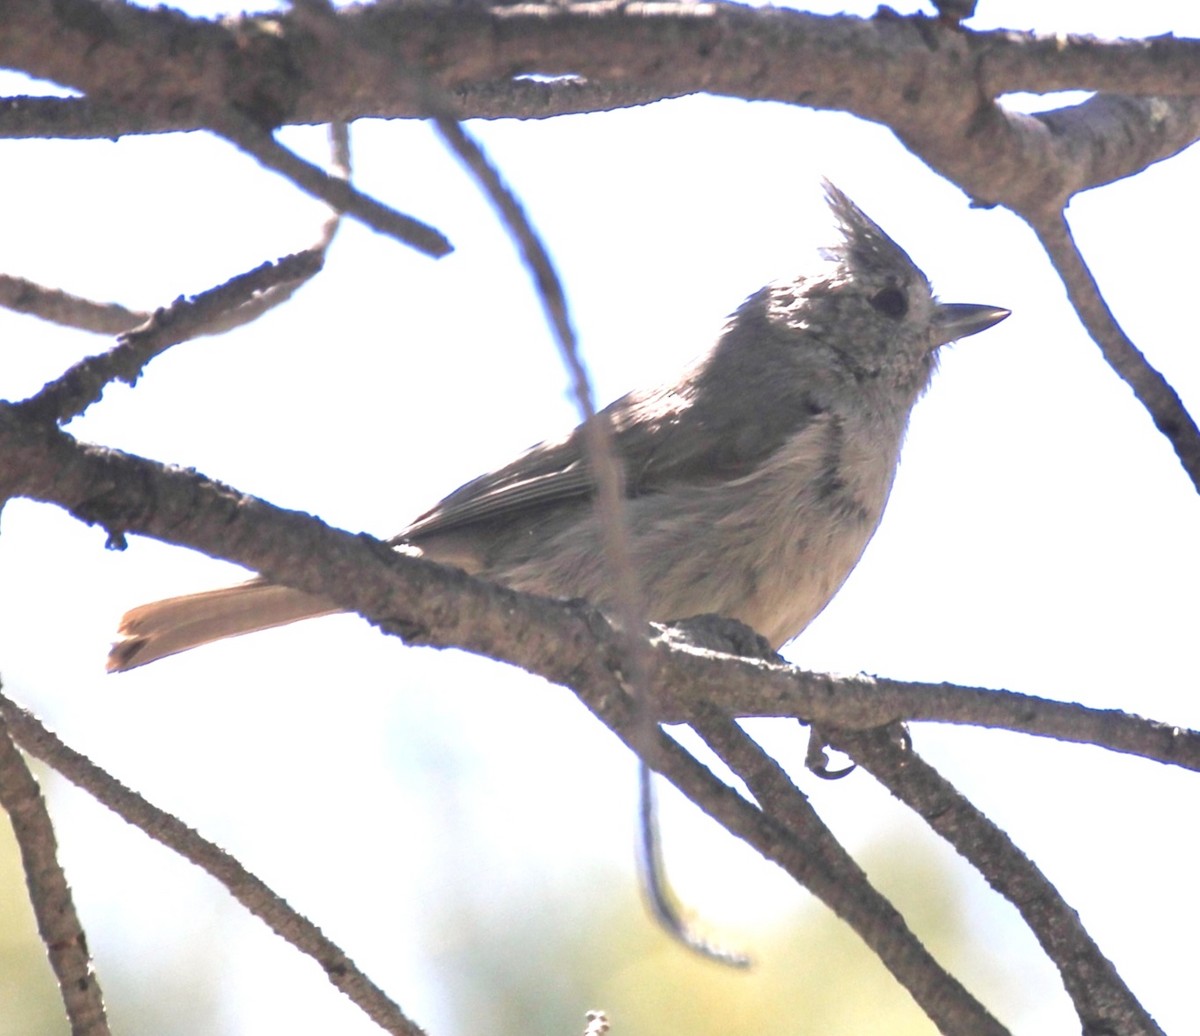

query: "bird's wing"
xmin=397 ymin=387 xmax=688 ymax=541
xmin=398 ymin=437 xmax=596 ymax=540
xmin=398 ymin=367 xmax=822 ymax=542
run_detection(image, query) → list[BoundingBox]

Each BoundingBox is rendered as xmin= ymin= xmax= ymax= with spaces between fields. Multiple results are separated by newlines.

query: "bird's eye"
xmin=870 ymin=286 xmax=908 ymax=318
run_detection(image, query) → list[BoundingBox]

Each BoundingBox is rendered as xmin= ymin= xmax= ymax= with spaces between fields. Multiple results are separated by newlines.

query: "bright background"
xmin=2 ymin=2 xmax=1199 ymax=1034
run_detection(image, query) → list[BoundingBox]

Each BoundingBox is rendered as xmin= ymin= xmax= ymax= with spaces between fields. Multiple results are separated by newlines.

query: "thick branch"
xmin=6 ymin=3 xmax=1200 ymax=125
xmin=0 ymin=409 xmax=1196 ymax=774
xmin=3 ymin=3 xmax=1199 ymax=212
xmin=1 ymin=404 xmax=1192 ymax=1032
xmin=0 ymin=79 xmax=683 ymax=139
xmin=895 ymin=94 xmax=1200 ymax=212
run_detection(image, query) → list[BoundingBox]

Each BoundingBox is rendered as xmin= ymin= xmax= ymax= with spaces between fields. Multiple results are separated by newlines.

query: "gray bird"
xmin=108 ymin=184 xmax=1008 ymax=672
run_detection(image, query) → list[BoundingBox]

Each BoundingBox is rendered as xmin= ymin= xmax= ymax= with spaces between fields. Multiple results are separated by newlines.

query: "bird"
xmin=108 ymin=183 xmax=1008 ymax=673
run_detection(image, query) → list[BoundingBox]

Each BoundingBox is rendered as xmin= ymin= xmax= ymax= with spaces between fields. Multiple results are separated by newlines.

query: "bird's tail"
xmin=107 ymin=579 xmax=340 ymax=673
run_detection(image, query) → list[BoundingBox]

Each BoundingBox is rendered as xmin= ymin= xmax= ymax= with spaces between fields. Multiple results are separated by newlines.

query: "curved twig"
xmin=0 ymin=273 xmax=146 ymax=334
xmin=427 ymin=103 xmax=724 ymax=963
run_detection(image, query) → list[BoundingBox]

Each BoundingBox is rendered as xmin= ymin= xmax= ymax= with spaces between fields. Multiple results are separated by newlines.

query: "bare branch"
xmin=1 ymin=409 xmax=1195 ymax=775
xmin=649 ymin=644 xmax=1200 ymax=772
xmin=834 ymin=726 xmax=1164 ymax=1036
xmin=586 ymin=694 xmax=1010 ymax=1033
xmin=6 ymin=3 xmax=1200 ymax=127
xmin=0 ymin=79 xmax=683 ymax=140
xmin=210 ymin=110 xmax=451 ymax=257
xmin=1035 ymin=94 xmax=1200 ymax=199
xmin=0 ymin=273 xmax=147 ymax=334
xmin=4 ymin=2 xmax=1199 ymax=213
xmin=4 ymin=402 xmax=1195 ymax=1032
xmin=1025 ymin=212 xmax=1200 ymax=495
xmin=687 ymin=708 xmax=1010 ymax=1035
xmin=0 ymin=691 xmax=428 ymax=1036
xmin=894 ymin=93 xmax=1200 ymax=213
xmin=0 ymin=698 xmax=111 ymax=1036
xmin=16 ymin=249 xmax=324 ymax=424
xmin=0 ymin=118 xmax=348 ymax=361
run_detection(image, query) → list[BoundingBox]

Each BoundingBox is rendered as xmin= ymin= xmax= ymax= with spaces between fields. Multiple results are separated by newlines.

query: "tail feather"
xmin=108 ymin=579 xmax=341 ymax=673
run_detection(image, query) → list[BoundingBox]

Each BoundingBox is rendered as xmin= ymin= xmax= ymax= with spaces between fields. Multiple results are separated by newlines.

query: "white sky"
xmin=2 ymin=2 xmax=1199 ymax=1034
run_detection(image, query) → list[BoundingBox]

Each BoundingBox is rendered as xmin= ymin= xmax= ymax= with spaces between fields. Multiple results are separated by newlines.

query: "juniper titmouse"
xmin=108 ymin=184 xmax=1008 ymax=672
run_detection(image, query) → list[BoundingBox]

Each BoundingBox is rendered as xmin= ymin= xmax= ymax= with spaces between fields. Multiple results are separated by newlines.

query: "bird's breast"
xmin=484 ymin=410 xmax=907 ymax=651
xmin=684 ymin=410 xmax=904 ymax=647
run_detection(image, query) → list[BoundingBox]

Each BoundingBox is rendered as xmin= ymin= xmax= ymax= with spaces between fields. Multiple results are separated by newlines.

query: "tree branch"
xmin=1 ymin=404 xmax=1196 ymax=774
xmin=3 ymin=3 xmax=1199 ymax=215
xmin=0 ymin=79 xmax=684 ymax=140
xmin=687 ymin=707 xmax=1009 ymax=1035
xmin=0 ymin=700 xmax=111 ymax=1036
xmin=2 ymin=389 xmax=1194 ymax=1032
xmin=0 ymin=690 xmax=428 ymax=1036
xmin=1025 ymin=211 xmax=1200 ymax=495
xmin=834 ymin=726 xmax=1164 ymax=1036
xmin=209 ymin=111 xmax=452 ymax=257
xmin=650 ymin=649 xmax=1200 ymax=772
xmin=0 ymin=273 xmax=146 ymax=335
xmin=15 ymin=249 xmax=325 ymax=425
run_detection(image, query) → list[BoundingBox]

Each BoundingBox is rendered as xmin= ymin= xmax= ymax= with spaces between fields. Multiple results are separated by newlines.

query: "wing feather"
xmin=397 ymin=286 xmax=826 ymax=543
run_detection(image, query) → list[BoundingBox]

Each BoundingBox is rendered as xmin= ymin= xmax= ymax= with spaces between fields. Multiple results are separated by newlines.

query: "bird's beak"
xmin=931 ymin=303 xmax=1010 ymax=348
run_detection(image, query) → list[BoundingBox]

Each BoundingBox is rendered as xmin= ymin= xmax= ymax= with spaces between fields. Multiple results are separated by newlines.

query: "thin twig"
xmin=210 ymin=110 xmax=451 ymax=258
xmin=3 ymin=121 xmax=348 ymax=395
xmin=0 ymin=691 xmax=428 ymax=1036
xmin=834 ymin=725 xmax=1164 ymax=1036
xmin=634 ymin=757 xmax=750 ymax=967
xmin=428 ymin=105 xmax=723 ymax=963
xmin=197 ymin=121 xmax=350 ymax=339
xmin=427 ymin=113 xmax=635 ymax=609
xmin=0 ymin=274 xmax=147 ymax=334
xmin=16 ymin=249 xmax=324 ymax=424
xmin=0 ymin=697 xmax=111 ymax=1036
xmin=1028 ymin=211 xmax=1200 ymax=495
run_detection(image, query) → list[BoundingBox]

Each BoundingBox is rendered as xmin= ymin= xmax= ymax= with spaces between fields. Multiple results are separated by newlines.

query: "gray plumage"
xmin=108 ymin=184 xmax=1007 ymax=672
